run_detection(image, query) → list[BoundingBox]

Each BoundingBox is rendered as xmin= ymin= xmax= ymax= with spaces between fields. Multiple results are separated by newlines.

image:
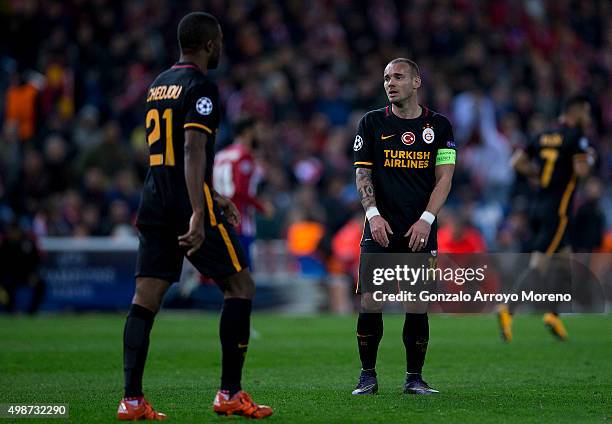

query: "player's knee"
xmin=403 ymin=301 xmax=428 ymax=314
xmin=133 ymin=278 xmax=168 ymax=313
xmin=132 ymin=289 xmax=161 ymax=312
xmin=360 ymin=293 xmax=382 ymax=313
xmin=222 ymin=270 xmax=255 ymax=299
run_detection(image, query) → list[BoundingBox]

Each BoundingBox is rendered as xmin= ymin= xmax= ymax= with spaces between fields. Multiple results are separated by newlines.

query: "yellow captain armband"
xmin=435 ymin=149 xmax=456 ymax=165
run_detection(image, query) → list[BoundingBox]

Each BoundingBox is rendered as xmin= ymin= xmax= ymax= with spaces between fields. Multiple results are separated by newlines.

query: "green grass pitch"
xmin=0 ymin=313 xmax=610 ymax=423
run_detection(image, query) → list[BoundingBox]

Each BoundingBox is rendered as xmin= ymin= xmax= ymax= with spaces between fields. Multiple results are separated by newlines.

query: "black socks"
xmin=403 ymin=313 xmax=429 ymax=375
xmin=357 ymin=313 xmax=383 ymax=372
xmin=357 ymin=313 xmax=429 ymax=376
xmin=220 ymin=298 xmax=252 ymax=396
xmin=123 ymin=298 xmax=252 ymax=399
xmin=123 ymin=304 xmax=155 ymax=398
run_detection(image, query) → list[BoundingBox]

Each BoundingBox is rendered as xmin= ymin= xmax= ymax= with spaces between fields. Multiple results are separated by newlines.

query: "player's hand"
xmin=216 ymin=195 xmax=241 ymax=228
xmin=528 ymin=175 xmax=540 ymax=189
xmin=405 ymin=219 xmax=431 ymax=252
xmin=178 ymin=211 xmax=205 ymax=256
xmin=223 ymin=201 xmax=241 ymax=228
xmin=262 ymin=201 xmax=275 ymax=219
xmin=370 ymin=215 xmax=393 ymax=248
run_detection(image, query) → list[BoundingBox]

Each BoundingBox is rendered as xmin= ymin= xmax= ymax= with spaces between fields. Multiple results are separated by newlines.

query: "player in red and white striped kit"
xmin=213 ymin=117 xmax=271 ymax=265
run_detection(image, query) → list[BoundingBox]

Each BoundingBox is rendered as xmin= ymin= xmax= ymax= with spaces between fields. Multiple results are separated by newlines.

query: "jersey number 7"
xmin=539 ymin=148 xmax=558 ymax=188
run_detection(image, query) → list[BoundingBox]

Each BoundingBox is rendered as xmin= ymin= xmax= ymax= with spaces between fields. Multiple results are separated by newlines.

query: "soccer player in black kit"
xmin=352 ymin=59 xmax=456 ymax=395
xmin=117 ymin=12 xmax=272 ymax=420
xmin=497 ymin=95 xmax=594 ymax=342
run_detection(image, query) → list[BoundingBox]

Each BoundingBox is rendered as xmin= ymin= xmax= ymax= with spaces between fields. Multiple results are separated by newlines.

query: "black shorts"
xmin=360 ymin=219 xmax=438 ymax=253
xmin=356 ymin=225 xmax=438 ymax=294
xmin=528 ymin=197 xmax=570 ymax=254
xmin=135 ymin=203 xmax=248 ymax=283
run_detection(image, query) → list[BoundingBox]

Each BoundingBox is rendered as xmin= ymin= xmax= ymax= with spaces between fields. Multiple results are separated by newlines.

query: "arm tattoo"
xmin=356 ymin=168 xmax=376 ymax=211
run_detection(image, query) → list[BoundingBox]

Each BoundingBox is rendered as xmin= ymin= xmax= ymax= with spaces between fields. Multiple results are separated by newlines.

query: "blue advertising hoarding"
xmin=39 ymin=238 xmax=137 ymax=311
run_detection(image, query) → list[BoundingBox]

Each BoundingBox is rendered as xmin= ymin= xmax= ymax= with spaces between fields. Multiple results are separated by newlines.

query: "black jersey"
xmin=353 ymin=105 xmax=456 ymax=233
xmin=526 ymin=124 xmax=589 ymax=198
xmin=136 ymin=62 xmax=220 ymax=227
xmin=524 ymin=125 xmax=589 ymax=253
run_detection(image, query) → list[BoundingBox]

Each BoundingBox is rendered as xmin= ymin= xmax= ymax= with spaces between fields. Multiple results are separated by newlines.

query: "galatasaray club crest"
xmin=422 ymin=126 xmax=435 ymax=144
xmin=401 ymin=132 xmax=415 ymax=146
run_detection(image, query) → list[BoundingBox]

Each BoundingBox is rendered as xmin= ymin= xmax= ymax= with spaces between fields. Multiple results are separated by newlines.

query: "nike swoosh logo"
xmin=381 ymin=134 xmax=395 ymax=140
xmin=355 ymin=384 xmax=376 ymax=393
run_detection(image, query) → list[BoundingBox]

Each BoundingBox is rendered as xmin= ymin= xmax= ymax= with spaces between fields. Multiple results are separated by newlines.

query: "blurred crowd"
xmin=1 ymin=0 xmax=611 ymax=260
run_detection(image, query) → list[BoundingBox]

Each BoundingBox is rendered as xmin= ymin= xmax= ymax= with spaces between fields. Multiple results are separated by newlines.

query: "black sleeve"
xmin=183 ymin=81 xmax=220 ymax=135
xmin=353 ymin=114 xmax=374 ymax=169
xmin=434 ymin=116 xmax=457 ymax=166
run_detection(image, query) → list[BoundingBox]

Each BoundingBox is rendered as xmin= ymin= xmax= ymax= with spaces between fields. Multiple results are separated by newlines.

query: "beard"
xmin=388 ymin=91 xmax=413 ymax=106
xmin=390 ymin=97 xmax=408 ymax=106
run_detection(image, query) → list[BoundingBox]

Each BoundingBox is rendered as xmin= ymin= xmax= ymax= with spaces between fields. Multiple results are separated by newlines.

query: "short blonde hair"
xmin=388 ymin=58 xmax=420 ymax=76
